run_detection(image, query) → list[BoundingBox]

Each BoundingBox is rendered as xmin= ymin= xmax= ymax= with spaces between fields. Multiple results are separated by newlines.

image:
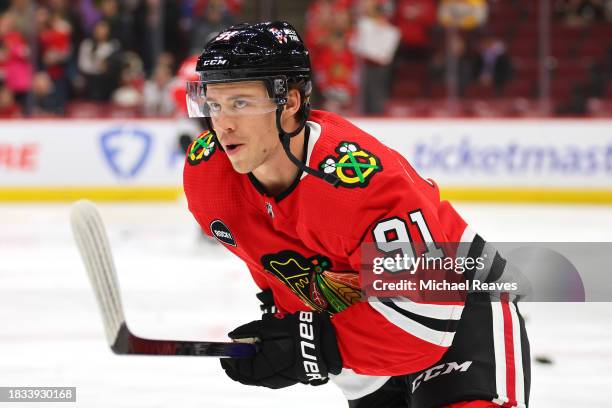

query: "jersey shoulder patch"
xmin=318 ymin=141 xmax=383 ymax=188
xmin=186 ymin=130 xmax=217 ymax=165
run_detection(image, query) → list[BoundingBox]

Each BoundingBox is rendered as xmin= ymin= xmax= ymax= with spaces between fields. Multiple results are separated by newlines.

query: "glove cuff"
xmin=319 ymin=313 xmax=343 ymax=376
xmin=256 ymin=290 xmax=278 ymax=314
xmin=295 ymin=311 xmax=343 ymax=383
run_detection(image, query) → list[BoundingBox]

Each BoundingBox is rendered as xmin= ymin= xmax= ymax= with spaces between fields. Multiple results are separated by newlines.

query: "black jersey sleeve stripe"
xmin=485 ymin=252 xmax=507 ymax=283
xmin=464 ymin=234 xmax=486 ymax=281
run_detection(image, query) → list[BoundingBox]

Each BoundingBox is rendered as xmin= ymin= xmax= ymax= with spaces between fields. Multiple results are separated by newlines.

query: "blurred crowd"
xmin=554 ymin=0 xmax=612 ymax=25
xmin=1 ymin=0 xmax=612 ymax=118
xmin=307 ymin=0 xmax=612 ymax=115
xmin=0 ymin=0 xmax=242 ymax=118
xmin=306 ymin=0 xmax=507 ymax=114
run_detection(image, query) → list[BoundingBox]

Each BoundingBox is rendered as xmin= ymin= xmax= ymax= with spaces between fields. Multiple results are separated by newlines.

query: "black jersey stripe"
xmin=464 ymin=234 xmax=486 ymax=281
xmin=485 ymin=252 xmax=507 ymax=283
xmin=377 ymin=298 xmax=460 ymax=333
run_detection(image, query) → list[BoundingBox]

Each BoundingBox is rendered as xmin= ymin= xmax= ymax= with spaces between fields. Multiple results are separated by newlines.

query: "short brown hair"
xmin=288 ymin=78 xmax=312 ymax=123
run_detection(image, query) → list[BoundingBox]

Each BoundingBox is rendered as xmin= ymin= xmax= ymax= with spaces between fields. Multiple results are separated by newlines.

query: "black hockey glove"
xmin=220 ymin=311 xmax=342 ymax=389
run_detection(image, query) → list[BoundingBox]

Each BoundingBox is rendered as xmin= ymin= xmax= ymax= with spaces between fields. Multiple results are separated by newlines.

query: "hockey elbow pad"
xmin=220 ymin=311 xmax=342 ymax=389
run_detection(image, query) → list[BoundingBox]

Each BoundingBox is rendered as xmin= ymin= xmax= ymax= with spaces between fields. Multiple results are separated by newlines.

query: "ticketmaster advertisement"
xmin=354 ymin=119 xmax=612 ymax=201
xmin=1 ymin=119 xmax=611 ymax=201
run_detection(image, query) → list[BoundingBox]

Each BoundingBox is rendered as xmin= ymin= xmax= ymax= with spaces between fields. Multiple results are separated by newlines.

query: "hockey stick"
xmin=70 ymin=200 xmax=257 ymax=358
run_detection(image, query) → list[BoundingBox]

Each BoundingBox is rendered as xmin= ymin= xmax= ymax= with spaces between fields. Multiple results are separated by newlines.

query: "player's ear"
xmin=281 ymin=88 xmax=301 ymax=121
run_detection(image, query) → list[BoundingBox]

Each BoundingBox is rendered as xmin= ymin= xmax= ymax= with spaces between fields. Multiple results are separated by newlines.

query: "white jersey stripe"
xmin=456 ymin=227 xmax=476 ymax=260
xmin=368 ymin=300 xmax=456 ymax=347
xmin=301 ymin=121 xmax=321 ymax=180
xmin=330 ymin=368 xmax=391 ymax=400
xmin=510 ymin=302 xmax=526 ymax=408
xmin=491 ymin=301 xmax=509 ymax=405
xmin=387 ymin=297 xmax=464 ymax=321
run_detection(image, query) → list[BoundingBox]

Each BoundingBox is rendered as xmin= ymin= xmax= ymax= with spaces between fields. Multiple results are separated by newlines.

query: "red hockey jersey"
xmin=183 ymin=110 xmax=472 ymax=377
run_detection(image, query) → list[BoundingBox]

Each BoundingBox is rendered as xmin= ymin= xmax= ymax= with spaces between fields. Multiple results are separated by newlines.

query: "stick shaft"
xmin=71 ymin=200 xmax=256 ymax=358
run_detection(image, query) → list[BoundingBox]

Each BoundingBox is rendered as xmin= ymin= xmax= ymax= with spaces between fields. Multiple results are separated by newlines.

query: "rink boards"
xmin=0 ymin=118 xmax=611 ymax=203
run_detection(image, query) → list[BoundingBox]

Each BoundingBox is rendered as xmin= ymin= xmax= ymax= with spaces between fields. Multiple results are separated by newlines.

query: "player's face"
xmin=207 ymin=81 xmax=281 ymax=174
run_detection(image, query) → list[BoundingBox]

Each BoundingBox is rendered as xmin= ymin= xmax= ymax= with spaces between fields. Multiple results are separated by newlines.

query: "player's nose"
xmin=212 ymin=113 xmax=237 ymax=133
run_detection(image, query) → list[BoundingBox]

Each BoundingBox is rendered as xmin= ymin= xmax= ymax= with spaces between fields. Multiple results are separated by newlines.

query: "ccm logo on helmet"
xmin=412 ymin=361 xmax=473 ymax=392
xmin=201 ymin=59 xmax=227 ymax=66
xmin=298 ymin=311 xmax=324 ymax=381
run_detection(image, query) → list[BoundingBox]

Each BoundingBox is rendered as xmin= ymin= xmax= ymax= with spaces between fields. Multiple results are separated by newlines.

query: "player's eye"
xmin=207 ymin=102 xmax=221 ymax=112
xmin=233 ymin=99 xmax=249 ymax=109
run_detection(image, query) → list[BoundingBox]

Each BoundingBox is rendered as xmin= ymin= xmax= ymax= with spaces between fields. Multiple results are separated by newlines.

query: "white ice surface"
xmin=1 ymin=202 xmax=611 ymax=407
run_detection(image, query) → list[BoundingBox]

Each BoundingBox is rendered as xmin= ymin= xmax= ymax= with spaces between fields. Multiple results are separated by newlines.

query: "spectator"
xmin=143 ymin=62 xmax=174 ymax=116
xmin=154 ymin=51 xmax=175 ymax=73
xmin=45 ymin=0 xmax=83 ymax=89
xmin=112 ymin=51 xmax=144 ymax=108
xmin=474 ymin=35 xmax=512 ymax=95
xmin=438 ymin=0 xmax=488 ymax=31
xmin=306 ymin=0 xmax=356 ymax=112
xmin=554 ymin=0 xmax=603 ymax=23
xmin=77 ymin=19 xmax=120 ymax=100
xmin=99 ymin=0 xmax=123 ymax=41
xmin=305 ymin=0 xmax=344 ymax=57
xmin=314 ymin=30 xmax=358 ymax=113
xmin=429 ymin=32 xmax=475 ymax=97
xmin=4 ymin=0 xmax=32 ymax=35
xmin=556 ymin=0 xmax=606 ymax=26
xmin=47 ymin=0 xmax=80 ymax=24
xmin=31 ymin=71 xmax=61 ymax=115
xmin=46 ymin=0 xmax=81 ymax=41
xmin=355 ymin=0 xmax=399 ymax=114
xmin=77 ymin=0 xmax=103 ymax=36
xmin=37 ymin=7 xmax=72 ymax=114
xmin=393 ymin=0 xmax=437 ymax=57
xmin=0 ymin=83 xmax=20 ymax=117
xmin=0 ymin=12 xmax=32 ymax=112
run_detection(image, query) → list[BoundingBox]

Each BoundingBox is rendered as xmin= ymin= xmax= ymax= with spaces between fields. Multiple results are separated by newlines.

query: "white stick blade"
xmin=70 ymin=200 xmax=126 ymax=346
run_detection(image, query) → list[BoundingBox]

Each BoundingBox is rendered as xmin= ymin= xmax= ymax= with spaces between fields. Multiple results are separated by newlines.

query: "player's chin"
xmin=227 ymin=159 xmax=253 ymax=174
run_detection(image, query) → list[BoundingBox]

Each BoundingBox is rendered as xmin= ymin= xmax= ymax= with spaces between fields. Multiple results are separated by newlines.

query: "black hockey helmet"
xmin=190 ymin=21 xmax=339 ymax=186
xmin=197 ymin=21 xmax=311 ymax=101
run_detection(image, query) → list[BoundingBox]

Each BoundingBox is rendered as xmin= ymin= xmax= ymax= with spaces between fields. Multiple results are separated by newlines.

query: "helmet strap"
xmin=204 ymin=106 xmax=339 ymax=187
xmin=275 ymin=108 xmax=339 ymax=187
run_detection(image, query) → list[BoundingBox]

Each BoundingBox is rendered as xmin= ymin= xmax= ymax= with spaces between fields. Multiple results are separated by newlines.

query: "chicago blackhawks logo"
xmin=187 ymin=130 xmax=216 ymax=165
xmin=261 ymin=250 xmax=361 ymax=314
xmin=319 ymin=142 xmax=382 ymax=188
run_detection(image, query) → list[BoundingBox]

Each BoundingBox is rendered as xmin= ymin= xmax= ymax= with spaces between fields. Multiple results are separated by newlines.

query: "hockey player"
xmin=183 ymin=21 xmax=530 ymax=408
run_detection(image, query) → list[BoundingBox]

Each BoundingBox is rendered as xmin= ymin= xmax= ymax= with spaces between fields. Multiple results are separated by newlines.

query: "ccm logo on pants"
xmin=412 ymin=361 xmax=473 ymax=392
